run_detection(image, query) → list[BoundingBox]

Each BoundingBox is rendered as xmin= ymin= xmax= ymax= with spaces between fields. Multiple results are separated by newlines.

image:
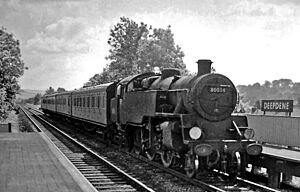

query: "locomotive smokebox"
xmin=197 ymin=59 xmax=213 ymax=76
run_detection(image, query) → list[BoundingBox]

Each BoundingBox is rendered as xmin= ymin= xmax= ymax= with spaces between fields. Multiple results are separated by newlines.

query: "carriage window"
xmin=83 ymin=97 xmax=85 ymax=107
xmin=102 ymin=95 xmax=105 ymax=108
xmin=92 ymin=96 xmax=95 ymax=107
xmin=97 ymin=96 xmax=100 ymax=108
xmin=87 ymin=97 xmax=90 ymax=107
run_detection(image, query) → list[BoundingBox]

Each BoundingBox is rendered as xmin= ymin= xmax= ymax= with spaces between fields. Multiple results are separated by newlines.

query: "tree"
xmin=102 ymin=17 xmax=186 ymax=83
xmin=0 ymin=27 xmax=25 ymax=119
xmin=254 ymin=100 xmax=261 ymax=109
xmin=106 ymin=17 xmax=149 ymax=79
xmin=84 ymin=17 xmax=186 ymax=87
xmin=278 ymin=79 xmax=293 ymax=88
xmin=45 ymin=86 xmax=55 ymax=95
xmin=293 ymin=82 xmax=300 ymax=90
xmin=83 ymin=68 xmax=113 ymax=87
xmin=136 ymin=25 xmax=185 ymax=72
xmin=57 ymin=87 xmax=66 ymax=93
xmin=272 ymin=80 xmax=280 ymax=89
xmin=33 ymin=93 xmax=42 ymax=105
xmin=252 ymin=82 xmax=261 ymax=89
xmin=263 ymin=80 xmax=271 ymax=88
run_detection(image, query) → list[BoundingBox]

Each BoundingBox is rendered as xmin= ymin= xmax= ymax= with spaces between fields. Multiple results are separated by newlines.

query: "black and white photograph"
xmin=1 ymin=0 xmax=300 ymax=191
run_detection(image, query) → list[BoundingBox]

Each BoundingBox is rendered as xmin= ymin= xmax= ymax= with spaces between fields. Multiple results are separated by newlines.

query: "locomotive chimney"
xmin=197 ymin=59 xmax=213 ymax=76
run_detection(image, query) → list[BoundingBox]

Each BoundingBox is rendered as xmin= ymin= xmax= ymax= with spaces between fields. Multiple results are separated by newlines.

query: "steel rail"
xmin=26 ymin=107 xmax=155 ymax=192
xmin=130 ymin=153 xmax=227 ymax=192
xmin=213 ymin=169 xmax=281 ymax=192
xmin=19 ymin=105 xmax=42 ymax=132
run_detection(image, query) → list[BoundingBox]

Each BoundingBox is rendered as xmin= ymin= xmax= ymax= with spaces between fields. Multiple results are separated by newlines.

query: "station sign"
xmin=261 ymin=100 xmax=293 ymax=113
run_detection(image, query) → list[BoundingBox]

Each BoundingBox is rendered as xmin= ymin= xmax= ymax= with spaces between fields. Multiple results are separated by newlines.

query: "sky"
xmin=1 ymin=0 xmax=300 ymax=90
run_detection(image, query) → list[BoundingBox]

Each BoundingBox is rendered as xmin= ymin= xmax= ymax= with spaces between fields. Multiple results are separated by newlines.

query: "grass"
xmin=17 ymin=109 xmax=34 ymax=132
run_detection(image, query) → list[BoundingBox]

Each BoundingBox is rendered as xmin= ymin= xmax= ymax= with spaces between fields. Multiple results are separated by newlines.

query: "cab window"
xmin=116 ymin=85 xmax=123 ymax=97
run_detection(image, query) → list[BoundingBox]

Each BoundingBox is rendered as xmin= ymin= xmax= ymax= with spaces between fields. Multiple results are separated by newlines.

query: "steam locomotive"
xmin=41 ymin=59 xmax=262 ymax=178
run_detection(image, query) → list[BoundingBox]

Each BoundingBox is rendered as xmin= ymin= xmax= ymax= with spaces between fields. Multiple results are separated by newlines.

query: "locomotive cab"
xmin=110 ymin=72 xmax=160 ymax=125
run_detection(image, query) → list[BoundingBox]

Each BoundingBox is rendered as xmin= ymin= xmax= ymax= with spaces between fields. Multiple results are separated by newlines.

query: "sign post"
xmin=261 ymin=100 xmax=293 ymax=116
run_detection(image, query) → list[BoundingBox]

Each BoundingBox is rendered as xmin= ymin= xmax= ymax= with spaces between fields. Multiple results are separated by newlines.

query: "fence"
xmin=247 ymin=115 xmax=300 ymax=148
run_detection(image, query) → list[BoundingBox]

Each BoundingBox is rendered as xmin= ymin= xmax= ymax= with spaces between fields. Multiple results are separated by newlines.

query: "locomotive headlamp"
xmin=189 ymin=127 xmax=202 ymax=140
xmin=244 ymin=128 xmax=255 ymax=140
xmin=246 ymin=143 xmax=262 ymax=156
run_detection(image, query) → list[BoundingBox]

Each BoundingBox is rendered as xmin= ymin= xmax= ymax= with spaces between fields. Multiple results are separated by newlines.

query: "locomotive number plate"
xmin=208 ymin=86 xmax=227 ymax=93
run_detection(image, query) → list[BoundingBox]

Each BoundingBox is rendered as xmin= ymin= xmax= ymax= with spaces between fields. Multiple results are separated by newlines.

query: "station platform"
xmin=0 ymin=132 xmax=97 ymax=192
xmin=262 ymin=145 xmax=300 ymax=163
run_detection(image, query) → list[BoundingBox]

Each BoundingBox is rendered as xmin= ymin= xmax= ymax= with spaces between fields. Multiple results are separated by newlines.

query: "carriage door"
xmin=68 ymin=95 xmax=72 ymax=115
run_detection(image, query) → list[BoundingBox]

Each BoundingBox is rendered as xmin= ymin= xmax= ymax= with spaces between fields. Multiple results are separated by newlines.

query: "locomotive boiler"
xmin=110 ymin=59 xmax=262 ymax=177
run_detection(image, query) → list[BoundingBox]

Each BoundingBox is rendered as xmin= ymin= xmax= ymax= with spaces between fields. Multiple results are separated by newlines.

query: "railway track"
xmin=129 ymin=153 xmax=281 ymax=192
xmin=20 ymin=106 xmax=154 ymax=192
xmin=22 ymin=106 xmax=282 ymax=192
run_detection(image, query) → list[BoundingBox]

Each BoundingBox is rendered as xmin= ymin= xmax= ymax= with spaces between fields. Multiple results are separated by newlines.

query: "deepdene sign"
xmin=261 ymin=100 xmax=293 ymax=113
